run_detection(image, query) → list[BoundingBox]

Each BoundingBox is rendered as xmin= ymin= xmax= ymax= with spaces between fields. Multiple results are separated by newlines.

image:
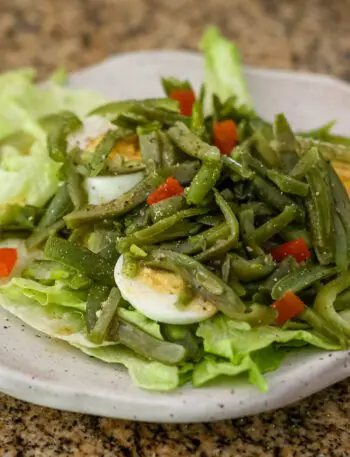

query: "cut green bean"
xmin=253 ymin=205 xmax=298 ymax=244
xmin=44 ymin=236 xmax=115 ymax=285
xmin=35 ymin=184 xmax=73 ymax=230
xmin=238 ymin=209 xmax=264 ymax=257
xmin=262 ymin=256 xmax=299 ymax=292
xmin=26 ymin=219 xmax=66 ymax=249
xmin=334 ymin=213 xmax=348 ymax=272
xmin=118 ymin=208 xmax=207 ymax=252
xmin=267 ymin=169 xmax=309 ymax=197
xmin=314 ymin=272 xmax=350 ymax=338
xmin=89 ymin=98 xmax=179 ymax=117
xmin=297 ymin=137 xmax=350 ymax=164
xmin=168 ymin=121 xmax=220 ymax=162
xmin=161 ymin=77 xmax=192 ymax=96
xmin=253 ymin=175 xmax=304 ymax=221
xmin=159 ymin=161 xmax=201 ymax=185
xmin=271 ymin=265 xmax=338 ymax=300
xmin=253 ymin=124 xmax=281 ymax=168
xmin=138 ymin=130 xmax=161 ymax=172
xmin=149 ymin=196 xmax=185 ymax=223
xmin=47 ymin=111 xmax=82 ymax=163
xmin=273 ymin=113 xmax=299 ymax=171
xmin=221 ymin=153 xmax=254 ymax=180
xmin=213 ymin=189 xmax=239 ymax=243
xmin=158 ymin=131 xmax=178 ymax=167
xmin=290 ymin=147 xmax=319 ymax=179
xmin=186 ymin=161 xmax=222 ymax=205
xmin=229 ymin=253 xmax=276 ymax=282
xmin=89 ymin=288 xmax=121 ymax=344
xmin=64 ymin=173 xmax=164 ymax=228
xmin=85 ymin=284 xmax=110 ymax=333
xmin=110 ymin=319 xmax=186 ymax=365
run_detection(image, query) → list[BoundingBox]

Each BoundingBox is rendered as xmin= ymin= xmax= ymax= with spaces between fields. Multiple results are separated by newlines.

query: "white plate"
xmin=1 ymin=51 xmax=349 ymax=423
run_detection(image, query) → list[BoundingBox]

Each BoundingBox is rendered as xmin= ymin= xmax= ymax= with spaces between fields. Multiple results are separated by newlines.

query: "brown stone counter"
xmin=0 ymin=0 xmax=350 ymax=455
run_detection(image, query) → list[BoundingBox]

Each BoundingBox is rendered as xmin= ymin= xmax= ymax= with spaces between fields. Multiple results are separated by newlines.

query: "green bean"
xmin=221 ymin=153 xmax=254 ymax=180
xmin=243 ymin=152 xmax=269 ymax=177
xmin=271 ymin=265 xmax=339 ymax=300
xmin=314 ymin=272 xmax=350 ymax=338
xmin=238 ymin=209 xmax=264 ymax=257
xmin=0 ymin=204 xmax=38 ymax=231
xmin=159 ymin=161 xmax=200 ymax=185
xmin=133 ymin=105 xmax=189 ymax=126
xmin=90 ymin=129 xmax=131 ymax=176
xmin=85 ymin=284 xmax=110 ymax=333
xmin=297 ymin=137 xmax=350 ymax=164
xmin=253 ymin=124 xmax=281 ymax=168
xmin=47 ymin=111 xmax=82 ymax=162
xmin=89 ymin=98 xmax=179 ymax=117
xmin=167 ymin=122 xmax=220 ymax=162
xmin=149 ymin=196 xmax=185 ymax=223
xmin=64 ymin=173 xmax=164 ymax=228
xmin=273 ymin=113 xmax=299 ymax=171
xmin=89 ymin=288 xmax=121 ymax=344
xmin=186 ymin=161 xmax=222 ymax=205
xmin=44 ymin=236 xmax=115 ymax=285
xmin=221 ymin=254 xmax=231 ymax=283
xmin=213 ymin=189 xmax=239 ymax=242
xmin=194 ymin=237 xmax=237 ymax=262
xmin=253 ymin=176 xmax=303 ymax=221
xmin=109 ymin=319 xmax=186 ymax=365
xmin=147 ymin=221 xmax=202 ymax=244
xmin=168 ymin=222 xmax=231 ymax=255
xmin=191 ymin=100 xmax=204 ymax=137
xmin=161 ymin=324 xmax=201 ymax=361
xmin=161 ymin=77 xmax=192 ymax=96
xmin=266 ymin=169 xmax=309 ymax=197
xmin=290 ymin=147 xmax=319 ymax=179
xmin=122 ymin=253 xmax=139 ymax=278
xmin=26 ymin=219 xmax=66 ymax=249
xmin=241 ymin=304 xmax=277 ymax=326
xmin=299 ymin=121 xmax=336 ymax=141
xmin=87 ymin=229 xmax=118 ymax=263
xmin=327 ymin=163 xmax=350 ymax=259
xmin=299 ymin=308 xmax=342 ymax=344
xmin=229 ymin=278 xmax=246 ymax=297
xmin=35 ymin=184 xmax=73 ymax=230
xmin=334 ymin=289 xmax=350 ymax=311
xmin=112 ymin=112 xmax=149 ymax=129
xmin=158 ymin=131 xmax=178 ymax=167
xmin=253 ymin=205 xmax=299 ymax=245
xmin=138 ymin=130 xmax=161 ymax=172
xmin=65 ymin=160 xmax=87 ymax=209
xmin=262 ymin=256 xmax=299 ymax=292
xmin=334 ymin=213 xmax=348 ymax=272
xmin=229 ymin=253 xmax=276 ymax=282
xmin=306 ymin=158 xmax=334 ymax=265
xmin=197 ymin=214 xmax=224 ymax=226
xmin=240 ymin=202 xmax=275 ymax=217
xmin=118 ymin=208 xmax=207 ymax=252
xmin=144 ymin=249 xmax=245 ymax=318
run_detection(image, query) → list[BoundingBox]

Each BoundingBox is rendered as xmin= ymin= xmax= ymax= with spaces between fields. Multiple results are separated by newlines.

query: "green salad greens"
xmin=1 ymin=28 xmax=350 ymax=392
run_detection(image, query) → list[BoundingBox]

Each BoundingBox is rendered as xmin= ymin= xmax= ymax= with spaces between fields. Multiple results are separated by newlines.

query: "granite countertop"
xmin=1 ymin=0 xmax=350 ymax=455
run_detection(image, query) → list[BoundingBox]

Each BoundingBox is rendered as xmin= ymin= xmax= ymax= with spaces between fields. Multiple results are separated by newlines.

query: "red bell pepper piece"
xmin=169 ymin=89 xmax=196 ymax=116
xmin=147 ymin=177 xmax=184 ymax=206
xmin=213 ymin=120 xmax=238 ymax=156
xmin=0 ymin=248 xmax=17 ymax=278
xmin=270 ymin=237 xmax=311 ymax=263
xmin=272 ymin=291 xmax=305 ymax=325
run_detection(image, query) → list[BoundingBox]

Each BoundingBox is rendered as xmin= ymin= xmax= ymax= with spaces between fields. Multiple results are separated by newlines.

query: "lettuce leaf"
xmin=0 ymin=68 xmax=104 ymax=208
xmin=200 ymin=27 xmax=253 ymax=114
xmin=0 ymin=277 xmax=87 ymax=311
xmin=0 ymin=290 xmax=179 ymax=391
xmin=197 ymin=315 xmax=340 ymax=364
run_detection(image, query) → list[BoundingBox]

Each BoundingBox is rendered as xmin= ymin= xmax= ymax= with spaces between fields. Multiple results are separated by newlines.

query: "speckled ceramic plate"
xmin=1 ymin=52 xmax=349 ymax=423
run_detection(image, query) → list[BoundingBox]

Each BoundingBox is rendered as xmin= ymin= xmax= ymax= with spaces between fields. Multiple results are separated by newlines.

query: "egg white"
xmin=114 ymin=255 xmax=217 ymax=325
xmin=85 ymin=173 xmax=144 ymax=205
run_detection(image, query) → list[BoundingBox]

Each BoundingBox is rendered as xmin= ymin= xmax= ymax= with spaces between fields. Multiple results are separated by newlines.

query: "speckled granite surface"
xmin=1 ymin=0 xmax=350 ymax=455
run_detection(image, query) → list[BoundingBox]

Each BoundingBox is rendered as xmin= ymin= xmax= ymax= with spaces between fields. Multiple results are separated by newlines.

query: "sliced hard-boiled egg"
xmin=114 ymin=255 xmax=217 ymax=325
xmin=85 ymin=172 xmax=144 ymax=205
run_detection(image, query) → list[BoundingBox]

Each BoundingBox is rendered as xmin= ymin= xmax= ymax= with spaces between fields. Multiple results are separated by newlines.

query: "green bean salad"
xmin=1 ymin=28 xmax=350 ymax=391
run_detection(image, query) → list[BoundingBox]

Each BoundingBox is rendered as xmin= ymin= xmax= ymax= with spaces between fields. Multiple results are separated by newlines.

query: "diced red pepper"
xmin=213 ymin=120 xmax=238 ymax=156
xmin=169 ymin=89 xmax=196 ymax=116
xmin=147 ymin=177 xmax=184 ymax=206
xmin=270 ymin=237 xmax=311 ymax=263
xmin=272 ymin=291 xmax=305 ymax=325
xmin=0 ymin=248 xmax=17 ymax=278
